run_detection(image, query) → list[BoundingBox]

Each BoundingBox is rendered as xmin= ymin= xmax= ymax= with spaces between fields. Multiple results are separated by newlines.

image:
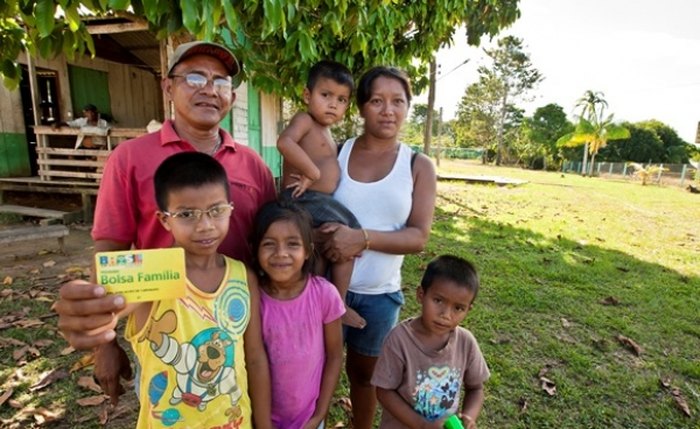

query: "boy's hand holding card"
xmin=95 ymin=248 xmax=186 ymax=302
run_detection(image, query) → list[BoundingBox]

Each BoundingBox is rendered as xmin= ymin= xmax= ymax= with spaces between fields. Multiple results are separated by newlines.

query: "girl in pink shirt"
xmin=251 ymin=200 xmax=345 ymax=429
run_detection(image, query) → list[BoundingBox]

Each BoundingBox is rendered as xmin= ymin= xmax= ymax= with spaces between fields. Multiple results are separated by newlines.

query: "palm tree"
xmin=573 ymin=91 xmax=607 ymax=175
xmin=557 ymin=114 xmax=630 ymax=175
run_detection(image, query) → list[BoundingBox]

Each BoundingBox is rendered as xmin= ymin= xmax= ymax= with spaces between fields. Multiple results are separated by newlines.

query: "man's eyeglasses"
xmin=169 ymin=73 xmax=233 ymax=92
xmin=163 ymin=203 xmax=233 ymax=224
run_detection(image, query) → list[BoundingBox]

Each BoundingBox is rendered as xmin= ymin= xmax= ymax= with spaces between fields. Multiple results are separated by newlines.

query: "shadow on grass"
xmin=402 ymin=206 xmax=699 ymax=429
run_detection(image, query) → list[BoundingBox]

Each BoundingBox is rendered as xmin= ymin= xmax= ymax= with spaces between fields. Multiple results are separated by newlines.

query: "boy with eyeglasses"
xmin=54 ymin=41 xmax=276 ymax=407
xmin=113 ymin=151 xmax=272 ymax=428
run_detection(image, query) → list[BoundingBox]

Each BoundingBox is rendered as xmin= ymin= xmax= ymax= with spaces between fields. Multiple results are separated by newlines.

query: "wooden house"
xmin=0 ymin=14 xmax=282 ymax=221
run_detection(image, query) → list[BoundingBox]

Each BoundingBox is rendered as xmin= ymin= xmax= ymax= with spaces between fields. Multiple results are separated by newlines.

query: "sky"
xmin=414 ymin=0 xmax=700 ymax=144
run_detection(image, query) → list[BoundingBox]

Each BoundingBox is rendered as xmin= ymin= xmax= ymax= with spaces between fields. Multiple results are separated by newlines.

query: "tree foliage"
xmin=0 ymin=0 xmax=521 ymax=95
xmin=515 ymin=103 xmax=573 ymax=169
xmin=481 ymin=35 xmax=542 ymax=164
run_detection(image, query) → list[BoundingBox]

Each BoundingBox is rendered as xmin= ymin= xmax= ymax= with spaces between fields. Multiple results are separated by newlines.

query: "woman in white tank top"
xmin=319 ymin=67 xmax=437 ymax=429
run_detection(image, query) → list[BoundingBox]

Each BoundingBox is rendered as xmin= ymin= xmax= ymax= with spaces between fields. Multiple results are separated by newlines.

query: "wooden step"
xmin=0 ymin=224 xmax=70 ymax=252
xmin=0 ymin=204 xmax=81 ymax=225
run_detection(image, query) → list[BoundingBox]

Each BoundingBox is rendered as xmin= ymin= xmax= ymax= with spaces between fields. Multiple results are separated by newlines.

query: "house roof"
xmin=82 ymin=13 xmax=161 ymax=75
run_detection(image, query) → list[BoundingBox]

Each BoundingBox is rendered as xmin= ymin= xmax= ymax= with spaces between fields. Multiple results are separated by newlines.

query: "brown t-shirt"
xmin=371 ymin=318 xmax=490 ymax=428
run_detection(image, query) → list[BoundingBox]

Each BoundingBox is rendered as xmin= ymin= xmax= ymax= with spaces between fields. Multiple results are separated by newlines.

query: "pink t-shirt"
xmin=92 ymin=120 xmax=276 ymax=263
xmin=260 ymin=275 xmax=345 ymax=428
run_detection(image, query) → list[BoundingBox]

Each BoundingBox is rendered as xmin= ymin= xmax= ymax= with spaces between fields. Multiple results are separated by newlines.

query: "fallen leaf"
xmin=99 ymin=406 xmax=109 ymax=425
xmin=65 ymin=266 xmax=85 ymax=274
xmin=71 ymin=352 xmax=95 ymax=373
xmin=2 ymin=276 xmax=11 ymax=285
xmin=616 ymin=334 xmax=643 ymax=356
xmin=30 ymin=407 xmax=63 ymax=424
xmin=540 ymin=377 xmax=557 ymax=396
xmin=537 ymin=366 xmax=550 ymax=377
xmin=13 ymin=318 xmax=44 ymax=328
xmin=671 ymin=387 xmax=692 ymax=417
xmin=0 ymin=389 xmax=13 ymax=406
xmin=336 ymin=396 xmax=352 ymax=413
xmin=333 ymin=422 xmax=346 ymax=428
xmin=518 ymin=396 xmax=528 ymax=414
xmin=77 ymin=376 xmax=103 ymax=393
xmin=660 ymin=377 xmax=672 ymax=389
xmin=561 ymin=318 xmax=571 ymax=328
xmin=0 ymin=337 xmax=27 ymax=348
xmin=8 ymin=399 xmax=22 ymax=408
xmin=0 ymin=289 xmax=11 ymax=298
xmin=37 ymin=249 xmax=50 ymax=256
xmin=12 ymin=346 xmax=29 ymax=361
xmin=42 ymin=260 xmax=56 ymax=268
xmin=61 ymin=345 xmax=76 ymax=355
xmin=33 ymin=339 xmax=54 ymax=348
xmin=30 ymin=368 xmax=69 ymax=391
xmin=601 ymin=296 xmax=620 ymax=306
xmin=76 ymin=395 xmax=108 ymax=406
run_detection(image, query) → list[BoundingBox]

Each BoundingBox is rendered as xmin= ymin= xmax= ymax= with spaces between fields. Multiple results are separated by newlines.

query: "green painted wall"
xmin=0 ymin=132 xmax=31 ymax=177
xmin=68 ymin=66 xmax=112 ymax=117
xmin=261 ymin=146 xmax=282 ymax=179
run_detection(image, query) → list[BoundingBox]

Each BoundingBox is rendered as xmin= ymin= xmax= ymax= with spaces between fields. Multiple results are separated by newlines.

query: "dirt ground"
xmin=0 ymin=190 xmax=94 ymax=281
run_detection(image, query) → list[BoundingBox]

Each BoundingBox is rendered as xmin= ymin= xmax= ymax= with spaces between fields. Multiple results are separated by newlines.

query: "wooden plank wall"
xmin=0 ymin=85 xmax=25 ymax=134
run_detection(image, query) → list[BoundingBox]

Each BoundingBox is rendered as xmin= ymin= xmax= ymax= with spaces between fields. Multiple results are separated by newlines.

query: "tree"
xmin=453 ymin=72 xmax=504 ymax=161
xmin=481 ymin=36 xmax=542 ymax=165
xmin=516 ymin=103 xmax=573 ymax=169
xmin=0 ymin=1 xmax=521 ymax=96
xmin=557 ymin=114 xmax=630 ymax=176
xmin=573 ymin=90 xmax=607 ymax=175
xmin=597 ymin=122 xmax=665 ymax=163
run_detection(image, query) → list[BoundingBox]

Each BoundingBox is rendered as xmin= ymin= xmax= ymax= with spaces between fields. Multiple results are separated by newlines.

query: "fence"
xmin=408 ymin=145 xmax=484 ymax=160
xmin=562 ymin=161 xmax=699 ymax=188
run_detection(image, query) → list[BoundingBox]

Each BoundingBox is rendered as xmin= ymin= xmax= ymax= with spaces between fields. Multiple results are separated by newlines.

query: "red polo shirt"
xmin=92 ymin=120 xmax=276 ymax=263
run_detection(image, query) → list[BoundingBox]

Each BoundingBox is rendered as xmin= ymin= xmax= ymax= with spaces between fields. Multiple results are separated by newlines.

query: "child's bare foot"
xmin=342 ymin=305 xmax=366 ymax=329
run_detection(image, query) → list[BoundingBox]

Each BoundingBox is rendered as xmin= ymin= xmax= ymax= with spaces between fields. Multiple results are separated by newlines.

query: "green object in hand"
xmin=444 ymin=415 xmax=464 ymax=429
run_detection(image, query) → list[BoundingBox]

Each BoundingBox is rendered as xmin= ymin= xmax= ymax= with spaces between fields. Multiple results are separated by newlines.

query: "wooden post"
xmin=680 ymin=164 xmax=687 ymax=187
xmin=26 ymin=53 xmax=49 ymax=181
xmin=657 ymin=164 xmax=663 ymax=184
xmin=160 ymin=38 xmax=170 ymax=120
xmin=422 ymin=59 xmax=436 ymax=157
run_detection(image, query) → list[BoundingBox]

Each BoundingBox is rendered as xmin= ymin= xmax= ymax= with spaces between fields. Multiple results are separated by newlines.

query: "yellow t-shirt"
xmin=126 ymin=257 xmax=252 ymax=429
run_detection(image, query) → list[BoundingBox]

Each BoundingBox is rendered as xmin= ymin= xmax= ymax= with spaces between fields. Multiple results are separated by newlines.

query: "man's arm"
xmin=243 ymin=268 xmax=273 ymax=428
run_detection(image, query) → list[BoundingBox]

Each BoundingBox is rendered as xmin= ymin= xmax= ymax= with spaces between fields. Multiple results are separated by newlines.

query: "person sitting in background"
xmin=53 ymin=103 xmax=110 ymax=148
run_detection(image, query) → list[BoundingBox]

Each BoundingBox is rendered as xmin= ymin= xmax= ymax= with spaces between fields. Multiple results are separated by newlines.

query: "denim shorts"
xmin=344 ymin=290 xmax=404 ymax=357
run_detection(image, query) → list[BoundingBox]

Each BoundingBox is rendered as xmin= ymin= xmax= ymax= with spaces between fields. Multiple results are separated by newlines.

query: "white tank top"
xmin=334 ymin=138 xmax=414 ymax=294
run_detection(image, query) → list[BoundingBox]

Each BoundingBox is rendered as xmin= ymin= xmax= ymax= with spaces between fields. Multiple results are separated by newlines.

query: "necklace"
xmin=208 ymin=133 xmax=222 ymax=155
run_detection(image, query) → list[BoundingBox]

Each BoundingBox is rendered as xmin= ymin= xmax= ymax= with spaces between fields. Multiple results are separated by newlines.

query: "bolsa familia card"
xmin=95 ymin=248 xmax=186 ymax=302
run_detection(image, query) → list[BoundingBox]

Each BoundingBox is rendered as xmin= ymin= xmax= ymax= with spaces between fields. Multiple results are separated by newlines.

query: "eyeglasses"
xmin=169 ymin=73 xmax=233 ymax=92
xmin=163 ymin=203 xmax=233 ymax=224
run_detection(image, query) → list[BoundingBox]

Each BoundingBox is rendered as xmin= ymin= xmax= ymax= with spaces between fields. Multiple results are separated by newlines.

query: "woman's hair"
xmin=250 ymin=199 xmax=315 ymax=281
xmin=153 ymin=152 xmax=230 ymax=211
xmin=356 ymin=66 xmax=412 ymax=108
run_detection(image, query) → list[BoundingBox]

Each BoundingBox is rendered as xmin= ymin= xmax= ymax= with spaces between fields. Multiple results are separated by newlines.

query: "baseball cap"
xmin=167 ymin=41 xmax=240 ymax=77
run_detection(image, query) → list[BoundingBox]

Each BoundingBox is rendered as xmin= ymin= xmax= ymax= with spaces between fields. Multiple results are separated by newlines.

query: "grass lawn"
xmin=1 ymin=159 xmax=698 ymax=428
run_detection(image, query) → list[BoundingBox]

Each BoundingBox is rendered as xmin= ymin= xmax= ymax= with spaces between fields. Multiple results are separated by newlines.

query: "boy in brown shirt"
xmin=372 ymin=255 xmax=490 ymax=429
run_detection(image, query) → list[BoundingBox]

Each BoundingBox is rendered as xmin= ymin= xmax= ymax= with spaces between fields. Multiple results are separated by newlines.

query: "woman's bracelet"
xmin=361 ymin=228 xmax=370 ymax=250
